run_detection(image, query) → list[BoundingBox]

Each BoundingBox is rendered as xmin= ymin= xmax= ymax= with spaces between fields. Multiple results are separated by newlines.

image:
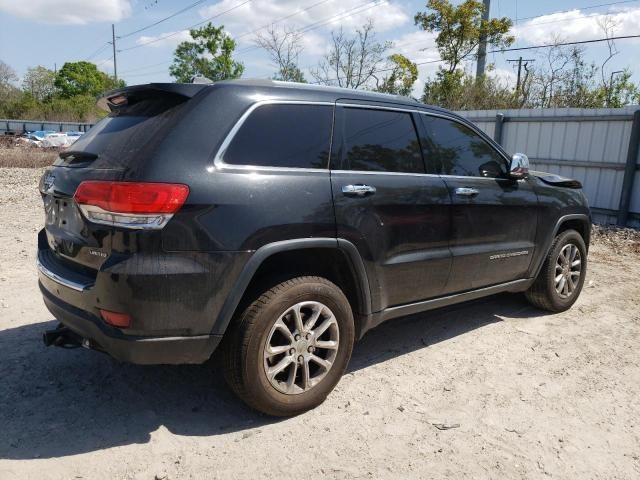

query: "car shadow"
xmin=0 ymin=293 xmax=543 ymax=460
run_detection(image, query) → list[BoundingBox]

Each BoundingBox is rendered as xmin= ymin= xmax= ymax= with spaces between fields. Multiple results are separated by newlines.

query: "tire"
xmin=222 ymin=276 xmax=355 ymax=416
xmin=525 ymin=229 xmax=587 ymax=312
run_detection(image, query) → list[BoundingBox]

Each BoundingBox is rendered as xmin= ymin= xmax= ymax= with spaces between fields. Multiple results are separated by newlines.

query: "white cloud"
xmin=514 ymin=7 xmax=640 ymax=45
xmin=136 ymin=30 xmax=192 ymax=49
xmin=0 ymin=0 xmax=132 ymax=24
xmin=198 ymin=0 xmax=410 ymax=45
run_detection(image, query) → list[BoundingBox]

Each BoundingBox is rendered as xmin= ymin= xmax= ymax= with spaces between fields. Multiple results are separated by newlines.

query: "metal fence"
xmin=458 ymin=107 xmax=640 ymax=228
xmin=1 ymin=119 xmax=94 ymax=135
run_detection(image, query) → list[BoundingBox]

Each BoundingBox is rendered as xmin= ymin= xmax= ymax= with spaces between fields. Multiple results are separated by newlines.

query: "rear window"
xmin=55 ymin=93 xmax=188 ymax=169
xmin=222 ymin=104 xmax=333 ymax=169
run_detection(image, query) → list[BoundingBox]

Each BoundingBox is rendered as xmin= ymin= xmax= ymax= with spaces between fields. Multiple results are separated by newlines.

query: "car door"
xmin=417 ymin=113 xmax=538 ymax=293
xmin=330 ymin=103 xmax=452 ymax=312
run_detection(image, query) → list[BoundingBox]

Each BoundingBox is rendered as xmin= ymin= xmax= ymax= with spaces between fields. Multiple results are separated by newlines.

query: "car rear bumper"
xmin=40 ymin=282 xmax=222 ymax=364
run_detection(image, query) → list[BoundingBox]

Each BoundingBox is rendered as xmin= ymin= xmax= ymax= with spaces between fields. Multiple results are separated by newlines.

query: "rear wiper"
xmin=59 ymin=151 xmax=98 ymax=163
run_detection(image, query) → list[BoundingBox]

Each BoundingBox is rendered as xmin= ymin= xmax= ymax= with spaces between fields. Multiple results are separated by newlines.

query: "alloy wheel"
xmin=555 ymin=243 xmax=582 ymax=298
xmin=263 ymin=301 xmax=340 ymax=395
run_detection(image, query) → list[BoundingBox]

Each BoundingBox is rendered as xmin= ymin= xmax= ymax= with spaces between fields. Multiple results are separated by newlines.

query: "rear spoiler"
xmin=97 ymin=83 xmax=209 ymax=112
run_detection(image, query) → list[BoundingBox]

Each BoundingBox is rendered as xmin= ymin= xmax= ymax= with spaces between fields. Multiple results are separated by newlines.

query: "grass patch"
xmin=0 ymin=146 xmax=58 ymax=168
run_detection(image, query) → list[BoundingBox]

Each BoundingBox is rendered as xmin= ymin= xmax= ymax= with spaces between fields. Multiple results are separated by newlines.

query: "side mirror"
xmin=510 ymin=153 xmax=529 ymax=179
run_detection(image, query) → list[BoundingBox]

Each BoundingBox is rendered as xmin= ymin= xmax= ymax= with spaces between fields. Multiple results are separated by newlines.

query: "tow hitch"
xmin=42 ymin=325 xmax=84 ymax=349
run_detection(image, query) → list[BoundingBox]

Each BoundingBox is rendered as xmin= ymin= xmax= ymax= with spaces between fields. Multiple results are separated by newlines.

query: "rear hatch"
xmin=39 ymin=84 xmax=202 ymax=276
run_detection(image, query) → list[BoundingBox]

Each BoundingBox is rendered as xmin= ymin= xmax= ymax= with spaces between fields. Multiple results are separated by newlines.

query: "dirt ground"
xmin=0 ymin=167 xmax=639 ymax=480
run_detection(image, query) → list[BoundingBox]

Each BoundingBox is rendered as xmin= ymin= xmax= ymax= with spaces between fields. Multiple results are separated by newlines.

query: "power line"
xmin=233 ymin=0 xmax=334 ymax=41
xmin=117 ymin=0 xmax=210 ymax=39
xmin=518 ymin=0 xmax=639 ymax=21
xmin=489 ymin=33 xmax=640 ymax=53
xmin=236 ymin=0 xmax=382 ymax=56
xmin=84 ymin=43 xmax=111 ymax=61
xmin=118 ymin=0 xmax=253 ymax=52
xmin=119 ymin=60 xmax=173 ymax=75
xmin=120 ymin=0 xmax=378 ymax=75
xmin=516 ymin=8 xmax=640 ymax=31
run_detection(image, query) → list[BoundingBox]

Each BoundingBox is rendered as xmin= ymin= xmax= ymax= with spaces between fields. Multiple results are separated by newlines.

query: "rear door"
xmin=417 ymin=113 xmax=538 ymax=293
xmin=330 ymin=103 xmax=452 ymax=312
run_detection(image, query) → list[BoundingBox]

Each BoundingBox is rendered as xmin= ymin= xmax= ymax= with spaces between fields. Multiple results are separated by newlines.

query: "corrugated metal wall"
xmin=458 ymin=107 xmax=640 ymax=227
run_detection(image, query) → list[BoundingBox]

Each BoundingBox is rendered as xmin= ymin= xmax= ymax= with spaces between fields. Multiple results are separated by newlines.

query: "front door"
xmin=330 ymin=103 xmax=452 ymax=312
xmin=417 ymin=113 xmax=538 ymax=293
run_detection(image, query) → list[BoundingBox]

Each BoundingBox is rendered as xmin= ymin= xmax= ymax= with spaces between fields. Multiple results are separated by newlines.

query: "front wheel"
xmin=525 ymin=229 xmax=587 ymax=312
xmin=223 ymin=276 xmax=355 ymax=416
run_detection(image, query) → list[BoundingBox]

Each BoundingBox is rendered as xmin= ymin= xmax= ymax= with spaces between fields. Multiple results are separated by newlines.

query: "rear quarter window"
xmin=221 ymin=103 xmax=333 ymax=169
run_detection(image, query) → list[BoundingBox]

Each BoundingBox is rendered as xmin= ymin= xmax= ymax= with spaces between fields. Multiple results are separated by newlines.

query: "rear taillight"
xmin=74 ymin=181 xmax=189 ymax=229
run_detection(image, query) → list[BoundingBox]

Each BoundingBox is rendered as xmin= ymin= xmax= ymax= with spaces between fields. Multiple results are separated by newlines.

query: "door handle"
xmin=342 ymin=184 xmax=377 ymax=197
xmin=455 ymin=187 xmax=480 ymax=197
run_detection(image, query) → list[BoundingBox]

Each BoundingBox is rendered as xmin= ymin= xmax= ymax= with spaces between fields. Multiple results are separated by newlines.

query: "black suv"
xmin=38 ymin=80 xmax=590 ymax=415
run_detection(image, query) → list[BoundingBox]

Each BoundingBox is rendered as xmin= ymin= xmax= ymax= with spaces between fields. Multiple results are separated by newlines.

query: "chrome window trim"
xmin=213 ymin=100 xmax=334 ymax=173
xmin=36 ymin=257 xmax=90 ymax=292
xmin=213 ymin=99 xmax=513 ymax=177
xmin=331 ymin=169 xmax=520 ymax=181
xmin=331 ymin=169 xmax=437 ymax=178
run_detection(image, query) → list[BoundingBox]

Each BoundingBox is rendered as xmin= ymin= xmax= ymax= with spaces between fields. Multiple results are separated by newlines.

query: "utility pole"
xmin=111 ymin=24 xmax=118 ymax=83
xmin=507 ymin=57 xmax=535 ymax=92
xmin=475 ymin=0 xmax=491 ymax=79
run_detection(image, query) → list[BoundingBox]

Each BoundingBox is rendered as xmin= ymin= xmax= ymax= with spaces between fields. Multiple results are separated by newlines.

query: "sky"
xmin=1 ymin=0 xmax=640 ymax=95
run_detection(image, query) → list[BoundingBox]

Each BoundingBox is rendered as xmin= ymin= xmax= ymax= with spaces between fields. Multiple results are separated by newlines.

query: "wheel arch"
xmin=212 ymin=238 xmax=372 ymax=339
xmin=554 ymin=215 xmax=591 ymax=250
xmin=532 ymin=213 xmax=591 ymax=278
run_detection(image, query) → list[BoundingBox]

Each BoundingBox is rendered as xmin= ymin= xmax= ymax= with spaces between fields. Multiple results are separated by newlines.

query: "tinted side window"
xmin=336 ymin=108 xmax=424 ymax=173
xmin=223 ymin=104 xmax=332 ymax=168
xmin=421 ymin=115 xmax=507 ymax=178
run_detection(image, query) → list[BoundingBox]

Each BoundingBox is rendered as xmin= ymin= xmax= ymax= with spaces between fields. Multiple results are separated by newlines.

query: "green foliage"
xmin=275 ymin=62 xmax=306 ymax=83
xmin=0 ymin=60 xmax=19 ymax=98
xmin=603 ymin=71 xmax=640 ymax=107
xmin=375 ymin=54 xmax=418 ymax=96
xmin=0 ymin=61 xmax=120 ymax=121
xmin=54 ymin=61 xmax=123 ymax=98
xmin=170 ymin=23 xmax=244 ymax=82
xmin=415 ymin=0 xmax=514 ymax=73
xmin=520 ymin=46 xmax=640 ymax=109
xmin=422 ymin=68 xmax=519 ymax=110
xmin=22 ymin=66 xmax=56 ymax=101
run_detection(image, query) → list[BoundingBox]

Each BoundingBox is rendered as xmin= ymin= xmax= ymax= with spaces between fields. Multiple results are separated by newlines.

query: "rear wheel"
xmin=223 ymin=276 xmax=355 ymax=416
xmin=525 ymin=229 xmax=587 ymax=312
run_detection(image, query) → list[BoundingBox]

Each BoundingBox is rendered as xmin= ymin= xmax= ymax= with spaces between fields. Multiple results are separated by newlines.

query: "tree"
xmin=0 ymin=60 xmax=18 ymax=97
xmin=54 ymin=61 xmax=123 ymax=98
xmin=22 ymin=66 xmax=56 ymax=101
xmin=254 ymin=25 xmax=306 ymax=82
xmin=421 ymin=68 xmax=518 ymax=110
xmin=170 ymin=23 xmax=244 ymax=82
xmin=415 ymin=0 xmax=514 ymax=74
xmin=311 ymin=20 xmax=391 ymax=89
xmin=374 ymin=54 xmax=418 ymax=96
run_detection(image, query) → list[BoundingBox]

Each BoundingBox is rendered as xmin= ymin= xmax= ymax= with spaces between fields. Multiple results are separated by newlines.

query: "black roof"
xmin=104 ymin=78 xmax=456 ymax=118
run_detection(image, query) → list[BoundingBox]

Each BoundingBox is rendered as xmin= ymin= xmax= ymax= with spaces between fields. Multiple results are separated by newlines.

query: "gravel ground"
xmin=0 ymin=167 xmax=639 ymax=480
